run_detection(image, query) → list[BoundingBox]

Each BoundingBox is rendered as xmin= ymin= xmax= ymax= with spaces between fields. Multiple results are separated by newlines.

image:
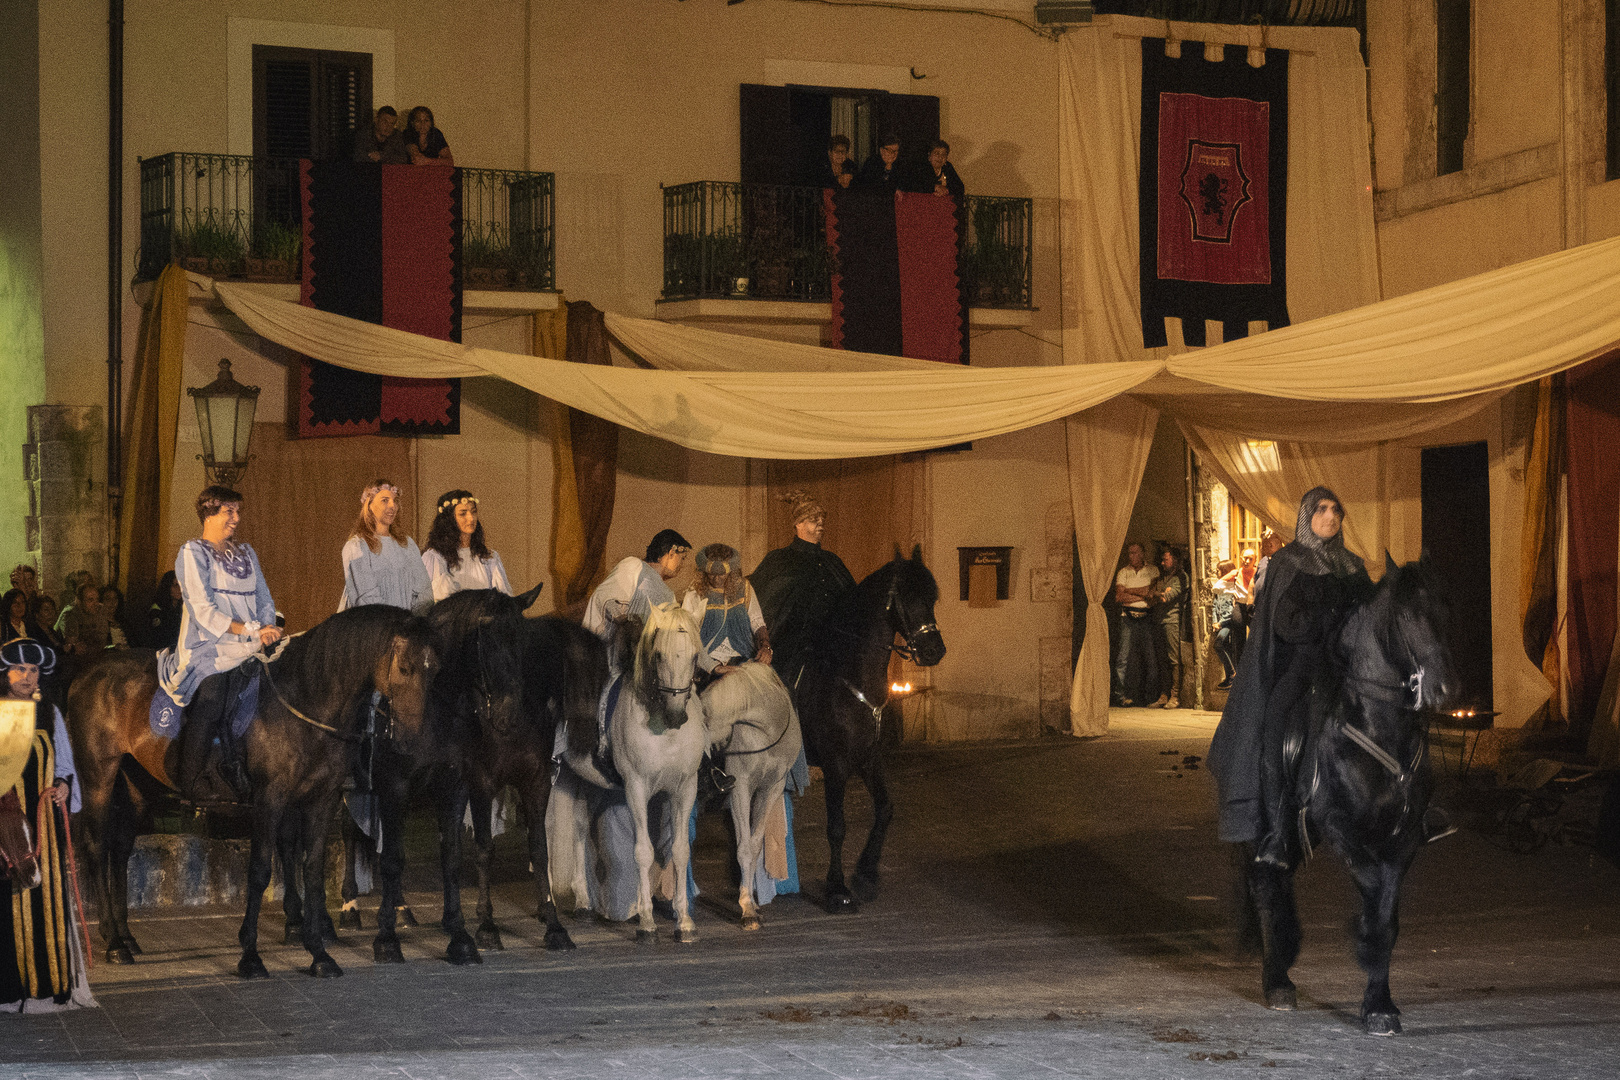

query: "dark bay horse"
xmin=65 ymin=605 xmax=436 ymax=977
xmin=785 ymin=546 xmax=945 ymax=912
xmin=1243 ymin=556 xmax=1454 ymax=1035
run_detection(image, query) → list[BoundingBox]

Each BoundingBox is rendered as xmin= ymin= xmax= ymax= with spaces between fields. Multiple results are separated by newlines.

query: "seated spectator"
xmin=3 ymin=587 xmax=40 ymax=642
xmin=9 ymin=564 xmax=38 ymax=601
xmin=405 ymin=106 xmax=454 ymax=167
xmin=54 ymin=581 xmax=107 ymax=656
xmin=816 ymin=134 xmax=855 ymax=190
xmin=145 ymin=570 xmax=184 ymax=651
xmin=855 ymin=133 xmax=904 ymax=192
xmin=99 ymin=585 xmax=132 ymax=649
xmin=927 ymin=139 xmax=965 ymax=202
xmin=355 ymin=105 xmax=409 ymax=164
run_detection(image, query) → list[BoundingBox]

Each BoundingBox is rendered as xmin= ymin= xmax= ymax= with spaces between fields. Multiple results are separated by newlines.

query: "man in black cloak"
xmin=1209 ymin=486 xmax=1373 ymax=869
xmin=749 ymin=490 xmax=857 ymax=688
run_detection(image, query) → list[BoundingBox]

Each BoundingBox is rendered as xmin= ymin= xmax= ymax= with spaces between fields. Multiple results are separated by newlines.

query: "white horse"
xmin=700 ymin=664 xmax=802 ymax=931
xmin=556 ymin=603 xmax=709 ymax=942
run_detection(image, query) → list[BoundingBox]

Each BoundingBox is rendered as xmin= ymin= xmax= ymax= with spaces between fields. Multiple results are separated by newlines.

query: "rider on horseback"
xmin=1210 ymin=486 xmax=1373 ymax=870
xmin=749 ymin=490 xmax=856 ymax=688
xmin=156 ymin=486 xmax=281 ymax=802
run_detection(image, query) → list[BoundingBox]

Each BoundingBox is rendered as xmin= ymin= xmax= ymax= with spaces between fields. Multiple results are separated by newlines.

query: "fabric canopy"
xmin=208 ymin=230 xmax=1620 ymax=461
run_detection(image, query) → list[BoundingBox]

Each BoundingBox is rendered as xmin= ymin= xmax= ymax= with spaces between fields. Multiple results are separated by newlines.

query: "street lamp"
xmin=188 ymin=359 xmax=260 ymax=487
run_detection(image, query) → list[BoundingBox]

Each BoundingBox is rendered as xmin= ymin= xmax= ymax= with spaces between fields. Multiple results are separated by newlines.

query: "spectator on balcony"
xmin=854 ymin=133 xmax=904 ymax=192
xmin=355 ymin=105 xmax=409 ymax=164
xmin=928 ymin=139 xmax=965 ymax=203
xmin=814 ymin=135 xmax=855 ymax=190
xmin=405 ymin=106 xmax=454 ymax=168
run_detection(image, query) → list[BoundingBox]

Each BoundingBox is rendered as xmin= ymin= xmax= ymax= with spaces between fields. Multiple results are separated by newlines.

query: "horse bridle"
xmin=884 ymin=576 xmax=938 ymax=662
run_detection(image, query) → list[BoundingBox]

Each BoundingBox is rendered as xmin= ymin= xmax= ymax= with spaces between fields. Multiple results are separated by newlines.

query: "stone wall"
xmin=25 ymin=404 xmax=105 ymax=596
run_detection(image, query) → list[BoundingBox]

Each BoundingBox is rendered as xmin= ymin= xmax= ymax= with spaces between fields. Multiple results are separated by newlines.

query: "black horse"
xmin=440 ymin=607 xmax=606 ymax=957
xmin=786 ymin=546 xmax=945 ymax=912
xmin=66 ymin=605 xmax=436 ymax=977
xmin=1242 ymin=556 xmax=1454 ymax=1035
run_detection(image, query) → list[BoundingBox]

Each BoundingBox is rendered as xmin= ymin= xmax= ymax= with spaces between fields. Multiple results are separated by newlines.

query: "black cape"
xmin=749 ymin=538 xmax=856 ymax=682
xmin=1208 ymin=488 xmax=1369 ymax=842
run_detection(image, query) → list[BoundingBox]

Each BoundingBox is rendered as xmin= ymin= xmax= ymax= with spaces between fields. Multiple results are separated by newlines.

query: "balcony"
xmin=136 ymin=152 xmax=556 ymax=293
xmin=659 ymin=181 xmax=1034 ymax=317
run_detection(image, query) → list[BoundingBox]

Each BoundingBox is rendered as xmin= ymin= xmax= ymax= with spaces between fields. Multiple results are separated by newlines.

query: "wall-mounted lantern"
xmin=188 ymin=359 xmax=260 ymax=487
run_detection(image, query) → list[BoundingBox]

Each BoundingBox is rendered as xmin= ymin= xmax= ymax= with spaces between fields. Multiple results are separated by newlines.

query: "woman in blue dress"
xmin=339 ymin=480 xmax=432 ymax=615
xmin=154 ymin=485 xmax=280 ymax=800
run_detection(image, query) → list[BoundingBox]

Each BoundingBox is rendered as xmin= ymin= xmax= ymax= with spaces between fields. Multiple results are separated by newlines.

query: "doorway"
xmin=1421 ymin=441 xmax=1492 ymax=710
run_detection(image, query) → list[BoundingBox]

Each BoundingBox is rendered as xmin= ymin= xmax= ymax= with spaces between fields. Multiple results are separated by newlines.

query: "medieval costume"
xmin=155 ymin=538 xmax=275 ymax=734
xmin=1209 ymin=487 xmax=1372 ymax=869
xmin=421 ymin=490 xmax=513 ymax=601
xmin=750 ymin=491 xmax=857 ymax=687
xmin=340 ymin=482 xmax=432 ymax=615
xmin=1 ymin=639 xmax=94 ymax=1013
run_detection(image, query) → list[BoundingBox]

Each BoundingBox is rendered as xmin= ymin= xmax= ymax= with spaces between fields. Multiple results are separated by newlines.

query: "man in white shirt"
xmin=1112 ymin=541 xmax=1160 ymax=707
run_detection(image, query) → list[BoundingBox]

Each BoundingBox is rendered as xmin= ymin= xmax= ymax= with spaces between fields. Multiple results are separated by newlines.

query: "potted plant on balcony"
xmin=245 ymin=221 xmax=301 ymax=281
xmin=463 ymin=230 xmax=514 ymax=289
xmin=176 ymin=220 xmax=245 ymax=276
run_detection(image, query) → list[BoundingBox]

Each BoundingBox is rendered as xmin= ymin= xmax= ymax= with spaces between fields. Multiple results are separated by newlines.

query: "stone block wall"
xmin=25 ymin=404 xmax=105 ymax=596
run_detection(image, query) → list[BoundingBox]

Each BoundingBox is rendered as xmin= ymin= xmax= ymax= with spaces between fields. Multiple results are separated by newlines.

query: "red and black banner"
xmin=1139 ymin=41 xmax=1288 ymax=349
xmin=826 ymin=190 xmax=965 ymax=364
xmin=297 ymin=161 xmax=462 ymax=437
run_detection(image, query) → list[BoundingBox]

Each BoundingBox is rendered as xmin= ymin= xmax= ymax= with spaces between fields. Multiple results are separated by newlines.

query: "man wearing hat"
xmin=750 ymin=490 xmax=857 ymax=687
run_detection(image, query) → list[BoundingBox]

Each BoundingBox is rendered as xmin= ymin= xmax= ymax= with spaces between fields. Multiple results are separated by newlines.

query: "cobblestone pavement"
xmin=5 ymin=709 xmax=1619 ymax=1078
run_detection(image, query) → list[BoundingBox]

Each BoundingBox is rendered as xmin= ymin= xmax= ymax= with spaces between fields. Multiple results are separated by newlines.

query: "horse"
xmin=1241 ymin=555 xmax=1454 ymax=1036
xmin=65 ymin=605 xmax=436 ymax=977
xmin=448 ymin=610 xmax=606 ymax=956
xmin=700 ymin=662 xmax=803 ymax=930
xmin=557 ymin=603 xmax=710 ymax=943
xmin=327 ymin=584 xmax=544 ymax=966
xmin=783 ymin=545 xmax=945 ymax=912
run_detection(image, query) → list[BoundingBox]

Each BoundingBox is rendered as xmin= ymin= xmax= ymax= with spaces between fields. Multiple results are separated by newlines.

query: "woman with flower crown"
xmin=420 ymin=490 xmax=511 ymax=601
xmin=339 ymin=480 xmax=432 ymax=615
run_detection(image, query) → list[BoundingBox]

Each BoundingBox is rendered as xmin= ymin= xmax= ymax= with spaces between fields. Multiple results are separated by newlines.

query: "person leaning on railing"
xmin=355 ymin=105 xmax=409 ymax=164
xmin=405 ymin=105 xmax=454 ymax=168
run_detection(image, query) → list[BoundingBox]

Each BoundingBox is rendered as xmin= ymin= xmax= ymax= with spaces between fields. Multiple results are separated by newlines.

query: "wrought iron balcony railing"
xmin=1091 ymin=1 xmax=1361 ymax=25
xmin=136 ymin=152 xmax=555 ymax=292
xmin=660 ymin=181 xmax=1034 ymax=309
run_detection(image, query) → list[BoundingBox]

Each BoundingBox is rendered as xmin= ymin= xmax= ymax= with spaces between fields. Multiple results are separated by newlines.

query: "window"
xmin=1231 ymin=504 xmax=1264 ymax=558
xmin=739 ymin=84 xmax=939 ymax=186
xmin=252 ymin=45 xmax=372 ymax=162
xmin=1435 ymin=0 xmax=1471 ymax=176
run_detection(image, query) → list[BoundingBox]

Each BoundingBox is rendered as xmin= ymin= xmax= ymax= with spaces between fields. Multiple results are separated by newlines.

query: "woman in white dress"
xmin=339 ymin=480 xmax=432 ymax=615
xmin=421 ymin=490 xmax=511 ymax=601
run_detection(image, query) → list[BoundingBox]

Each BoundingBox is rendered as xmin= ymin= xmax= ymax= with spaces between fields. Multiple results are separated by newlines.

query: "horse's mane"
xmin=819 ymin=555 xmax=936 ymax=670
xmin=426 ymin=589 xmax=511 ymax=697
xmin=527 ymin=615 xmax=607 ymax=759
xmin=269 ymin=604 xmax=426 ymax=721
xmin=629 ymin=603 xmax=703 ymax=730
xmin=701 ymin=662 xmax=791 ymax=751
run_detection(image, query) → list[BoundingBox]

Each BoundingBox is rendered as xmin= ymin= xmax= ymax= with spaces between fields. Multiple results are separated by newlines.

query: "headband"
xmin=361 ymin=483 xmax=401 ymax=508
xmin=437 ymin=495 xmax=478 ymax=516
xmin=0 ymin=636 xmax=57 ymax=676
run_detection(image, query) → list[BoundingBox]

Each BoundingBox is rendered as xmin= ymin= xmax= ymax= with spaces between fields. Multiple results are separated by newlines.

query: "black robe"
xmin=749 ymin=538 xmax=856 ymax=684
xmin=1208 ymin=494 xmax=1370 ymax=844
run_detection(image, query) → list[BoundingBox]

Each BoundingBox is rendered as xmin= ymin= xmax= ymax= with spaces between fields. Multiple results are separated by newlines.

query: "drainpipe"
xmin=107 ymin=0 xmax=124 ymax=581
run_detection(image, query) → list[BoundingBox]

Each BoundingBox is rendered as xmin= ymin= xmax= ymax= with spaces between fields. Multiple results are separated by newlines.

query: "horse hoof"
xmin=475 ymin=926 xmax=505 ymax=951
xmin=237 ymin=954 xmax=270 ymax=980
xmin=544 ymin=928 xmax=577 ymax=951
xmin=851 ymin=873 xmax=880 ymax=904
xmin=307 ymin=955 xmax=344 ymax=978
xmin=673 ymin=927 xmax=698 ymax=945
xmin=107 ymin=944 xmax=135 ymax=966
xmin=283 ymin=922 xmax=304 ymax=946
xmin=338 ymin=909 xmax=363 ymax=932
xmin=635 ymin=928 xmax=658 ymax=945
xmin=1363 ymin=1012 xmax=1402 ymax=1037
xmin=372 ymin=938 xmax=405 ymax=965
xmin=824 ymin=890 xmax=858 ymax=915
xmin=1265 ymin=985 xmax=1297 ymax=1011
xmin=446 ymin=933 xmax=483 ymax=966
xmin=397 ymin=906 xmax=419 ymax=928
xmin=741 ymin=915 xmax=762 ymax=931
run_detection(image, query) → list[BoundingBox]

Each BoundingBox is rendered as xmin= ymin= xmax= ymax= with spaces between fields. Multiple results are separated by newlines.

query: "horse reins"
xmin=255 ymin=652 xmax=368 ymax=744
xmin=724 ymin=712 xmax=793 ymax=757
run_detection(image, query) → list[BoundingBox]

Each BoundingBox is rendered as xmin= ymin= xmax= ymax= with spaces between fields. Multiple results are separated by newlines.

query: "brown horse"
xmin=66 ymin=605 xmax=436 ymax=978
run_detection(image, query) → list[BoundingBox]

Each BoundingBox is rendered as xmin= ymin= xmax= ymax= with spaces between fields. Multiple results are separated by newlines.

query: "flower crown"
xmin=361 ymin=483 xmax=401 ymax=507
xmin=438 ymin=495 xmax=479 ymax=515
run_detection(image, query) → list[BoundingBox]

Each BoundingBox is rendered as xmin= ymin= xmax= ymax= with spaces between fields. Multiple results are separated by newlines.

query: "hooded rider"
xmin=1209 ymin=486 xmax=1372 ymax=869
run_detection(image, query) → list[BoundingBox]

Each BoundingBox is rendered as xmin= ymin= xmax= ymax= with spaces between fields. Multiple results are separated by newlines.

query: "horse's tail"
xmin=702 ymin=664 xmax=791 ymax=751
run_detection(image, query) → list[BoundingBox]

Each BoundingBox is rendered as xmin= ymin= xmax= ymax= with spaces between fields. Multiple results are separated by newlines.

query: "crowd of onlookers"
xmin=5 ymin=563 xmax=184 ymax=660
xmin=354 ymin=105 xmax=454 ymax=166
